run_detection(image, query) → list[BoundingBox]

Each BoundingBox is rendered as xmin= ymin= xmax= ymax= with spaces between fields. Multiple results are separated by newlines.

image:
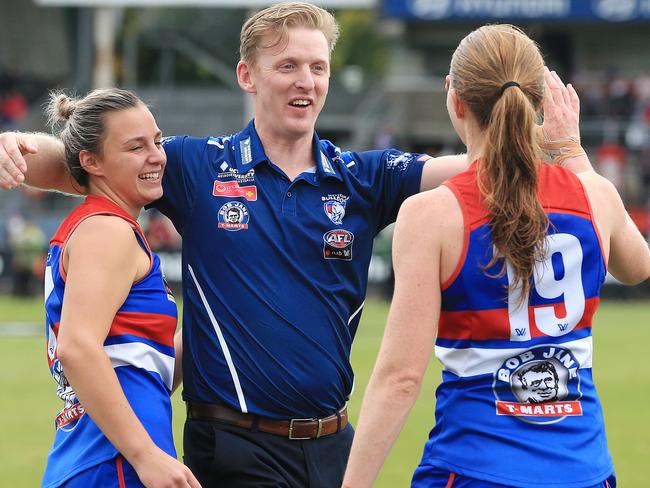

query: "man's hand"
xmin=0 ymin=132 xmax=37 ymax=189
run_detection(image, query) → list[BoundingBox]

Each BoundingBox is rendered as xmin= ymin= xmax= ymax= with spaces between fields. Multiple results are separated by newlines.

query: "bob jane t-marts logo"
xmin=218 ymin=202 xmax=249 ymax=231
xmin=493 ymin=345 xmax=583 ymax=424
xmin=323 ymin=229 xmax=354 ymax=260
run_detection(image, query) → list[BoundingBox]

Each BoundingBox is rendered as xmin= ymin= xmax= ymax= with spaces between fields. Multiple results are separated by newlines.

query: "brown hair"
xmin=46 ymin=88 xmax=143 ymax=187
xmin=450 ymin=24 xmax=548 ymax=303
xmin=240 ymin=2 xmax=339 ymax=66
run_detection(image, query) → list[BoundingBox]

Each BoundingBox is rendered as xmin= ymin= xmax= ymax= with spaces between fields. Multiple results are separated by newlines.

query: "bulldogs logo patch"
xmin=493 ymin=345 xmax=583 ymax=424
xmin=322 ymin=194 xmax=349 ymax=225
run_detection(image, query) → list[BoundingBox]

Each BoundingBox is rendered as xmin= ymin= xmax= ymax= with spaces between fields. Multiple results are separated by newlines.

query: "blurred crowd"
xmin=0 ymin=77 xmax=29 ymax=130
xmin=2 ymin=68 xmax=650 ymax=297
xmin=574 ymin=70 xmax=650 ymax=208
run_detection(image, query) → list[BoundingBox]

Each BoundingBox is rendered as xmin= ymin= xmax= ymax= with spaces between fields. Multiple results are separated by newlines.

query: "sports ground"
xmin=1 ymin=296 xmax=649 ymax=486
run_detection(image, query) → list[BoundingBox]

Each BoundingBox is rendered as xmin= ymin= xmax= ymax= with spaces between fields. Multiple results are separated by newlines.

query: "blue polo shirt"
xmin=153 ymin=120 xmax=424 ymax=418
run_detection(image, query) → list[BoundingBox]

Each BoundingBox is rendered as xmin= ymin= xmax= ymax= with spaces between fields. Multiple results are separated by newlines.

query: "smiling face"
xmin=88 ymin=104 xmax=166 ymax=216
xmin=238 ymin=27 xmax=330 ymax=144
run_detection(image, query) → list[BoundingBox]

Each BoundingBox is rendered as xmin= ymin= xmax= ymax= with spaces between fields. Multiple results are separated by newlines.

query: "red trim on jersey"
xmin=445 ymin=472 xmax=456 ymax=488
xmin=575 ymin=176 xmax=608 ymax=269
xmin=51 ymin=195 xmax=152 ymax=282
xmin=444 ymin=161 xmax=596 ymax=232
xmin=438 ymin=296 xmax=599 ymax=341
xmin=109 ymin=311 xmax=176 ymax=347
xmin=116 ymin=455 xmax=126 ymax=488
xmin=441 ymin=181 xmax=471 ymax=291
xmin=543 ymin=207 xmax=591 ymax=219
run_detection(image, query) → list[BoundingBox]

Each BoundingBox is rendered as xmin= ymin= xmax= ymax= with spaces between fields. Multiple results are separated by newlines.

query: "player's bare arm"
xmin=342 ymin=191 xmax=447 ymax=487
xmin=58 ymin=216 xmax=200 ymax=488
xmin=579 ymin=171 xmax=650 ymax=284
xmin=172 ymin=329 xmax=183 ymax=393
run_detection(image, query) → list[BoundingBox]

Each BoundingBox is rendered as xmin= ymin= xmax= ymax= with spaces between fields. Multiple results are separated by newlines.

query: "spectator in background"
xmin=145 ymin=210 xmax=181 ymax=252
xmin=0 ymin=88 xmax=28 ymax=129
xmin=7 ymin=213 xmax=46 ymax=297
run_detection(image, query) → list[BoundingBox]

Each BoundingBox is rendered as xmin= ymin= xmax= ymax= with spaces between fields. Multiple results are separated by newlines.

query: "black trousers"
xmin=184 ymin=418 xmax=354 ymax=488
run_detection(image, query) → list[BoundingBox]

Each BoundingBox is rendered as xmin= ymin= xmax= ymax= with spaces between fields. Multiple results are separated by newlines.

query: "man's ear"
xmin=236 ymin=61 xmax=257 ymax=94
xmin=79 ymin=150 xmax=103 ymax=176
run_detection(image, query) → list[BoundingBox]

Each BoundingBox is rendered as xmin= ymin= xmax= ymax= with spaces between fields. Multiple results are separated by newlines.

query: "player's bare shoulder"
xmin=401 ymin=186 xmax=462 ymax=232
xmin=577 ymin=170 xmax=625 ymax=236
xmin=395 ymin=186 xmax=463 ymax=262
xmin=64 ymin=215 xmax=143 ymax=267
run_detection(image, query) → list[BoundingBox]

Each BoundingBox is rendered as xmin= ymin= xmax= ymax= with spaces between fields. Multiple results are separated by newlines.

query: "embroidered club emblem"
xmin=321 ymin=194 xmax=350 ymax=225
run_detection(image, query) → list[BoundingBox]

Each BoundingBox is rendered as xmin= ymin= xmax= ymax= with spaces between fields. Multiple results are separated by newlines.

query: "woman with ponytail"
xmin=343 ymin=25 xmax=649 ymax=488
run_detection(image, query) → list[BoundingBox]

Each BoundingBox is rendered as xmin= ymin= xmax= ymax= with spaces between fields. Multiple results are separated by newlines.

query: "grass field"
xmin=1 ymin=296 xmax=649 ymax=486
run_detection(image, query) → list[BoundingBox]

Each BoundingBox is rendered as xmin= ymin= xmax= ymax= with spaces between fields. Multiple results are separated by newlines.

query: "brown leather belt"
xmin=187 ymin=402 xmax=348 ymax=440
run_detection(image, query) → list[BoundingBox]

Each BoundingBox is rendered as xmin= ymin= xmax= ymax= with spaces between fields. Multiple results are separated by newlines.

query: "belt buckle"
xmin=288 ymin=417 xmax=321 ymax=440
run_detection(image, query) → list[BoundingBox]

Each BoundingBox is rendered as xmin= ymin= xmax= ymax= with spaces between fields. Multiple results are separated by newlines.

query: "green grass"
xmin=0 ymin=294 xmax=46 ymax=322
xmin=1 ymin=297 xmax=649 ymax=486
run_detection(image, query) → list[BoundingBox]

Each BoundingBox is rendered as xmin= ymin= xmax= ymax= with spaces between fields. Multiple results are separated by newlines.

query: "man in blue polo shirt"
xmin=0 ymin=3 xmax=583 ymax=487
xmin=149 ymin=6 xmax=457 ymax=485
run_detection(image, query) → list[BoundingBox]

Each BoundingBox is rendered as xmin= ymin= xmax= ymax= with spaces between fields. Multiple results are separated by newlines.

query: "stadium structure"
xmin=0 ymin=0 xmax=649 ymax=294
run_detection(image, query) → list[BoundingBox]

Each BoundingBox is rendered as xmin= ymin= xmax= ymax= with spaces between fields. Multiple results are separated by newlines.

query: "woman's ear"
xmin=451 ymin=89 xmax=465 ymax=119
xmin=79 ymin=150 xmax=103 ymax=176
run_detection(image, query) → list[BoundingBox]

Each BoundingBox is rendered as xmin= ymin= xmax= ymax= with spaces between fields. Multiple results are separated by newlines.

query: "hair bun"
xmin=54 ymin=93 xmax=75 ymax=120
xmin=46 ymin=91 xmax=77 ymax=127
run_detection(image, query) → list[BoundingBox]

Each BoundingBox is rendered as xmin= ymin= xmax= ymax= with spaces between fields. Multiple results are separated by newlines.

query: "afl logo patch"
xmin=323 ymin=229 xmax=354 ymax=260
xmin=218 ymin=201 xmax=249 ymax=231
xmin=493 ymin=345 xmax=583 ymax=424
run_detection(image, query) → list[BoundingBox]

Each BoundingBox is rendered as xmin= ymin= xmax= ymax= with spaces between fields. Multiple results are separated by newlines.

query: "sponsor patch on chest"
xmin=323 ymin=229 xmax=354 ymax=260
xmin=213 ymin=180 xmax=257 ymax=201
xmin=218 ymin=201 xmax=250 ymax=231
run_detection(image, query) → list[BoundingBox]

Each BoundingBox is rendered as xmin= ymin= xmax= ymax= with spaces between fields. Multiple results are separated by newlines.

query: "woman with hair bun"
xmin=39 ymin=88 xmax=200 ymax=487
xmin=343 ymin=25 xmax=649 ymax=488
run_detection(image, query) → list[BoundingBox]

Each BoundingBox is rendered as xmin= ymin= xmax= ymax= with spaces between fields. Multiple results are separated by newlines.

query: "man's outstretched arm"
xmin=0 ymin=131 xmax=81 ymax=194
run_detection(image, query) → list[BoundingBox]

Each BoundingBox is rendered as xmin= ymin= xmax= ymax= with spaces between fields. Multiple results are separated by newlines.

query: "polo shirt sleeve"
xmin=148 ymin=135 xmax=207 ymax=235
xmin=354 ymin=149 xmax=425 ymax=231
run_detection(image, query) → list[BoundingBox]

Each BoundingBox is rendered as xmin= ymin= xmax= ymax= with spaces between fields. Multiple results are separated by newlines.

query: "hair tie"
xmin=500 ymin=81 xmax=520 ymax=95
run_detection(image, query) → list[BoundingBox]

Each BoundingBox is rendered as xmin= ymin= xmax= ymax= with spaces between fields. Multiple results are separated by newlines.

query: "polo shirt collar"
xmin=233 ymin=120 xmax=341 ymax=182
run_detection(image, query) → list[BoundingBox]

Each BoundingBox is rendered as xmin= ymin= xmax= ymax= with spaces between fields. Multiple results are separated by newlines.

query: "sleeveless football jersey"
xmin=414 ymin=162 xmax=612 ymax=488
xmin=42 ymin=195 xmax=177 ymax=488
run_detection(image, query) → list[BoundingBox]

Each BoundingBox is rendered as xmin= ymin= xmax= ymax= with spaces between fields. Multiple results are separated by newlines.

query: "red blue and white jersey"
xmin=41 ymin=195 xmax=177 ymax=488
xmin=414 ymin=162 xmax=612 ymax=488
